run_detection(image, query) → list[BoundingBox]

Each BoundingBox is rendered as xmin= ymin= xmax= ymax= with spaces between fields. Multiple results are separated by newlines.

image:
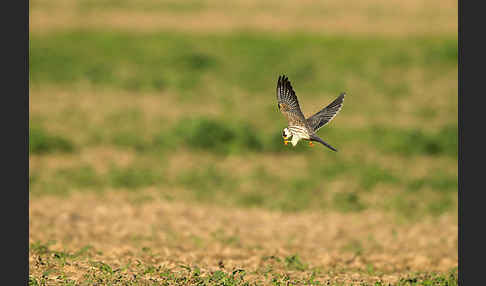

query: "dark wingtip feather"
xmin=281 ymin=75 xmax=293 ymax=91
xmin=277 ymin=74 xmax=293 ymax=89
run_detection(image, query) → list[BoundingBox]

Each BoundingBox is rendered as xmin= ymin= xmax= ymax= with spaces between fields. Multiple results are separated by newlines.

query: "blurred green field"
xmin=29 ymin=30 xmax=457 ymax=218
xmin=29 ymin=1 xmax=457 ymax=284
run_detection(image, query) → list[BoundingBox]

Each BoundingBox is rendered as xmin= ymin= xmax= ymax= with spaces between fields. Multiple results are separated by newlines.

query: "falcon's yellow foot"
xmin=309 ymin=141 xmax=314 ymax=147
xmin=284 ymin=140 xmax=289 ymax=145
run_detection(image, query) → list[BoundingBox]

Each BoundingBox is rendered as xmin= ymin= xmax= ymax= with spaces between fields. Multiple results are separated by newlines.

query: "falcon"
xmin=276 ymin=75 xmax=345 ymax=152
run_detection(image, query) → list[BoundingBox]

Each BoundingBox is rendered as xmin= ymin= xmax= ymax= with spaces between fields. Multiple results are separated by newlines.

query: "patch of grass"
xmin=237 ymin=192 xmax=266 ymax=208
xmin=175 ymin=163 xmax=327 ymax=212
xmin=29 ymin=125 xmax=75 ymax=154
xmin=333 ymin=192 xmax=366 ymax=212
xmin=407 ymin=172 xmax=458 ymax=193
xmin=56 ymin=165 xmax=102 ymax=189
xmin=173 ymin=117 xmax=262 ymax=155
xmin=108 ymin=166 xmax=164 ymax=189
xmin=284 ymin=255 xmax=308 ymax=271
xmin=77 ymin=0 xmax=207 ymax=13
xmin=422 ymin=38 xmax=458 ymax=65
xmin=29 ymin=242 xmax=459 ymax=285
xmin=29 ymin=150 xmax=456 ymax=216
xmin=30 ymin=241 xmax=52 ymax=255
xmin=31 ymin=164 xmax=165 ymax=195
xmin=139 ymin=117 xmax=457 ymax=158
xmin=314 ymin=158 xmax=353 ymax=180
xmin=111 ymin=130 xmax=151 ymax=151
xmin=177 ymin=165 xmax=237 ymax=201
xmin=30 ymin=241 xmax=94 ymax=262
xmin=90 ymin=261 xmax=114 ymax=274
xmin=341 ymin=239 xmax=364 ymax=256
xmin=277 ymin=178 xmax=318 ymax=211
xmin=30 ymin=31 xmax=456 ymax=96
xmin=67 ymin=115 xmax=458 ymax=163
xmin=151 ymin=129 xmax=176 ymax=151
xmin=386 ymin=189 xmax=457 ymax=219
xmin=102 ymin=108 xmax=156 ymax=152
xmin=369 ymin=125 xmax=458 ymax=157
xmin=427 ymin=196 xmax=454 ymax=216
xmin=29 ymin=172 xmax=39 ymax=192
xmin=395 ymin=268 xmax=458 ymax=286
xmin=30 ymin=165 xmax=104 ymax=195
xmin=358 ymin=164 xmax=400 ymax=191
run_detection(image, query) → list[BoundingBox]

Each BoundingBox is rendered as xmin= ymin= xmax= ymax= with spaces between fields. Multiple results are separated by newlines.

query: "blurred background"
xmin=30 ymin=0 xmax=457 ymax=217
xmin=29 ymin=0 xmax=457 ymax=283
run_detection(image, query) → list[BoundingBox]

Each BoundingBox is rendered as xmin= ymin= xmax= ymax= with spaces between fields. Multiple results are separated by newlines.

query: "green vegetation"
xmin=108 ymin=166 xmax=165 ymax=189
xmin=29 ymin=152 xmax=457 ymax=218
xmin=29 ymin=115 xmax=458 ymax=158
xmin=29 ymin=107 xmax=458 ymax=216
xmin=30 ymin=31 xmax=456 ymax=97
xmin=29 ymin=125 xmax=75 ymax=154
xmin=284 ymin=255 xmax=308 ymax=271
xmin=28 ymin=242 xmax=458 ymax=286
xmin=173 ymin=117 xmax=264 ymax=154
xmin=368 ymin=125 xmax=458 ymax=157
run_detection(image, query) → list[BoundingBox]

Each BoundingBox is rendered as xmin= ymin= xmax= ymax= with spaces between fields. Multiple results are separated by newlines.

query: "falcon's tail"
xmin=310 ymin=134 xmax=338 ymax=152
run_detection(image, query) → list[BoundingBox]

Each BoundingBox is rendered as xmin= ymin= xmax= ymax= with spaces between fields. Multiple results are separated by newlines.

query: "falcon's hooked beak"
xmin=282 ymin=128 xmax=291 ymax=145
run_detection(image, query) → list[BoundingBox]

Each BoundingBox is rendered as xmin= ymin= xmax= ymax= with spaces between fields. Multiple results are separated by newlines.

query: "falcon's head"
xmin=282 ymin=127 xmax=292 ymax=145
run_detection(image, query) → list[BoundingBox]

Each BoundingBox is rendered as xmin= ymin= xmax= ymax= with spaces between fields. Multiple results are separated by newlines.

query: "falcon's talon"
xmin=309 ymin=141 xmax=314 ymax=147
xmin=284 ymin=140 xmax=289 ymax=145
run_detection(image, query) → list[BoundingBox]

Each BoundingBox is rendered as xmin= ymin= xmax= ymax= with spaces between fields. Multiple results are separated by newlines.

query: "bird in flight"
xmin=276 ymin=75 xmax=345 ymax=152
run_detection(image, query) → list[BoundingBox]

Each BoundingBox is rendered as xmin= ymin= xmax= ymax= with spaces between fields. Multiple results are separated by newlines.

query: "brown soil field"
xmin=30 ymin=0 xmax=457 ymax=36
xmin=29 ymin=191 xmax=458 ymax=285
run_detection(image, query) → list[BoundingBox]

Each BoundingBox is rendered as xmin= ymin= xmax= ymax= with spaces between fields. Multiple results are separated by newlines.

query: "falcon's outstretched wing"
xmin=306 ymin=93 xmax=345 ymax=132
xmin=276 ymin=75 xmax=306 ymax=126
